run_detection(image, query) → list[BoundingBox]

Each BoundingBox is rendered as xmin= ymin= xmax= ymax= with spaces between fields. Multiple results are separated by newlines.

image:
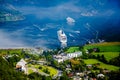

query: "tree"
xmin=108 ymin=70 xmax=120 ymax=80
xmin=88 ymin=72 xmax=96 ymax=78
xmin=52 ymin=60 xmax=59 ymax=67
xmin=109 ymin=53 xmax=120 ymax=66
xmin=60 ymin=71 xmax=69 ymax=80
xmin=101 ymin=55 xmax=107 ymax=63
xmin=7 ymin=55 xmax=21 ymax=67
xmin=28 ymin=72 xmax=42 ymax=80
xmin=0 ymin=56 xmax=27 ymax=80
xmin=97 ymin=54 xmax=100 ymax=60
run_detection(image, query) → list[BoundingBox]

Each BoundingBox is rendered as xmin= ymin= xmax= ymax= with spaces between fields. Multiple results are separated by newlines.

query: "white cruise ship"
xmin=57 ymin=29 xmax=67 ymax=43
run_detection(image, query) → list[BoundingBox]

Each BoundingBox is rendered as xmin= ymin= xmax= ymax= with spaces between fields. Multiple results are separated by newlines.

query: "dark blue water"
xmin=0 ymin=0 xmax=120 ymax=49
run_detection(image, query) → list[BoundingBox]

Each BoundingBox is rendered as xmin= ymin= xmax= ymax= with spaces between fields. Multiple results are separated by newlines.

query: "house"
xmin=73 ymin=76 xmax=82 ymax=80
xmin=68 ymin=72 xmax=74 ymax=78
xmin=67 ymin=52 xmax=82 ymax=58
xmin=53 ymin=52 xmax=82 ymax=63
xmin=53 ymin=55 xmax=64 ymax=63
xmin=76 ymin=72 xmax=84 ymax=77
xmin=66 ymin=64 xmax=71 ymax=68
xmin=16 ymin=59 xmax=27 ymax=73
xmin=97 ymin=73 xmax=104 ymax=78
xmin=86 ymin=64 xmax=92 ymax=69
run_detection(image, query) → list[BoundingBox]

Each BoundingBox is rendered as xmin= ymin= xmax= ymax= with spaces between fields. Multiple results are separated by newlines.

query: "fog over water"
xmin=0 ymin=0 xmax=120 ymax=49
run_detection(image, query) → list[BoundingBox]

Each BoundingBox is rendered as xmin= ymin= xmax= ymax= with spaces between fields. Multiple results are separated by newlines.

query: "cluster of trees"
xmin=28 ymin=73 xmax=52 ymax=80
xmin=109 ymin=54 xmax=120 ymax=66
xmin=87 ymin=48 xmax=100 ymax=53
xmin=6 ymin=55 xmax=21 ymax=67
xmin=70 ymin=59 xmax=86 ymax=72
xmin=0 ymin=56 xmax=27 ymax=80
xmin=93 ymin=53 xmax=120 ymax=66
xmin=96 ymin=54 xmax=108 ymax=63
xmin=43 ymin=68 xmax=50 ymax=74
xmin=107 ymin=70 xmax=120 ymax=80
xmin=0 ymin=56 xmax=54 ymax=80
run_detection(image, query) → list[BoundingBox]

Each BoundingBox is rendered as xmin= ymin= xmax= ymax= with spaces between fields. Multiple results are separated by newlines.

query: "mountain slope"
xmin=0 ymin=3 xmax=24 ymax=22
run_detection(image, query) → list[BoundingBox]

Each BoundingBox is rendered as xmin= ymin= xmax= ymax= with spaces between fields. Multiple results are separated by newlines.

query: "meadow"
xmin=84 ymin=59 xmax=119 ymax=71
xmin=84 ymin=42 xmax=120 ymax=52
xmin=0 ymin=49 xmax=22 ymax=55
xmin=92 ymin=52 xmax=120 ymax=61
xmin=66 ymin=46 xmax=80 ymax=53
xmin=28 ymin=64 xmax=58 ymax=76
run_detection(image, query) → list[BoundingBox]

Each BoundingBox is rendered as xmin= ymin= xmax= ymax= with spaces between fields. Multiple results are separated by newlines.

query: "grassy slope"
xmin=38 ymin=65 xmax=58 ymax=76
xmin=84 ymin=59 xmax=119 ymax=71
xmin=0 ymin=49 xmax=22 ymax=55
xmin=92 ymin=52 xmax=120 ymax=61
xmin=83 ymin=42 xmax=120 ymax=71
xmin=28 ymin=64 xmax=58 ymax=76
xmin=66 ymin=47 xmax=80 ymax=53
xmin=84 ymin=42 xmax=120 ymax=52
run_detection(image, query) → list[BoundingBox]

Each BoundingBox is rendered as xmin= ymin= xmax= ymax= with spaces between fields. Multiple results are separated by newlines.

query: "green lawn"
xmin=84 ymin=42 xmax=120 ymax=52
xmin=0 ymin=49 xmax=22 ymax=55
xmin=66 ymin=47 xmax=80 ymax=53
xmin=28 ymin=69 xmax=34 ymax=74
xmin=28 ymin=64 xmax=58 ymax=76
xmin=38 ymin=65 xmax=58 ymax=76
xmin=92 ymin=52 xmax=120 ymax=61
xmin=47 ymin=66 xmax=58 ymax=76
xmin=84 ymin=59 xmax=119 ymax=71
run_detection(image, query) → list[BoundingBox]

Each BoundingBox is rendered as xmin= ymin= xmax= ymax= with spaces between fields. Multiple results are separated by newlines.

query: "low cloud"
xmin=0 ymin=30 xmax=28 ymax=48
xmin=16 ymin=0 xmax=119 ymax=21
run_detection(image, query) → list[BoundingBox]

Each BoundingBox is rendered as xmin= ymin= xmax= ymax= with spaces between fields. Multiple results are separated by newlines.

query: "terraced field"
xmin=84 ymin=59 xmax=119 ymax=71
xmin=92 ymin=52 xmax=120 ymax=61
xmin=84 ymin=42 xmax=120 ymax=52
xmin=83 ymin=42 xmax=120 ymax=71
xmin=66 ymin=46 xmax=80 ymax=53
xmin=28 ymin=64 xmax=58 ymax=76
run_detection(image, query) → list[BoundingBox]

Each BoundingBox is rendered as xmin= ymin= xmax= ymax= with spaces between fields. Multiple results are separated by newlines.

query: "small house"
xmin=16 ymin=59 xmax=27 ymax=73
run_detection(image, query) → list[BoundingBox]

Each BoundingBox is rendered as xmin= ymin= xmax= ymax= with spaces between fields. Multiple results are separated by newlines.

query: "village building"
xmin=97 ymin=73 xmax=105 ymax=78
xmin=16 ymin=59 xmax=27 ymax=74
xmin=53 ymin=51 xmax=82 ymax=63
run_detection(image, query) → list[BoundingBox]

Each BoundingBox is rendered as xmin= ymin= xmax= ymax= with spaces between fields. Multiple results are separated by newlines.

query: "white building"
xmin=97 ymin=74 xmax=105 ymax=78
xmin=53 ymin=55 xmax=64 ymax=63
xmin=67 ymin=52 xmax=82 ymax=58
xmin=53 ymin=52 xmax=82 ymax=63
xmin=16 ymin=59 xmax=27 ymax=73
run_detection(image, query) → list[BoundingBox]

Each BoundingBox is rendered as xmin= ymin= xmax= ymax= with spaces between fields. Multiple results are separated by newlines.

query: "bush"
xmin=39 ymin=66 xmax=42 ymax=69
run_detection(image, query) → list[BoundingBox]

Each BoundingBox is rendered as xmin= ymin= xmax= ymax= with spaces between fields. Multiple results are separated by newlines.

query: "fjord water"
xmin=0 ymin=0 xmax=120 ymax=49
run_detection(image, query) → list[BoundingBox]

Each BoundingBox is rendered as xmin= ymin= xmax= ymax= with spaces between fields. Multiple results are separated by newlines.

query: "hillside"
xmin=84 ymin=42 xmax=120 ymax=52
xmin=83 ymin=42 xmax=120 ymax=71
xmin=84 ymin=59 xmax=119 ymax=71
xmin=92 ymin=52 xmax=119 ymax=61
xmin=0 ymin=4 xmax=24 ymax=22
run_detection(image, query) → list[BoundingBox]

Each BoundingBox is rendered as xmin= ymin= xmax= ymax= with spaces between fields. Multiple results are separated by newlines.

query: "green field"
xmin=0 ymin=49 xmax=22 ymax=55
xmin=66 ymin=47 xmax=80 ymax=53
xmin=28 ymin=69 xmax=34 ymax=74
xmin=84 ymin=42 xmax=120 ymax=52
xmin=84 ymin=59 xmax=119 ymax=71
xmin=28 ymin=64 xmax=58 ymax=76
xmin=37 ymin=65 xmax=58 ymax=76
xmin=92 ymin=52 xmax=120 ymax=61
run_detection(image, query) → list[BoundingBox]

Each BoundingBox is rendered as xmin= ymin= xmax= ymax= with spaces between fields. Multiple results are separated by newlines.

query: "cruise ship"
xmin=57 ymin=29 xmax=67 ymax=43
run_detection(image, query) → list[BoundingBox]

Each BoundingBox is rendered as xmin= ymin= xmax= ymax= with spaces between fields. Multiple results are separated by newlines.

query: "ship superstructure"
xmin=57 ymin=29 xmax=67 ymax=48
xmin=57 ymin=29 xmax=67 ymax=43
